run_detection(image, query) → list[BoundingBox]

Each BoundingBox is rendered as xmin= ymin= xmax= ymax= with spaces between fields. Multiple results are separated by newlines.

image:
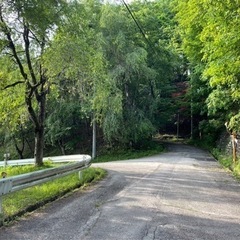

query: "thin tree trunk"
xmin=26 ymin=137 xmax=33 ymax=153
xmin=12 ymin=124 xmax=25 ymax=159
xmin=58 ymin=139 xmax=66 ymax=155
xmin=232 ymin=133 xmax=237 ymax=164
xmin=92 ymin=116 xmax=96 ymax=160
xmin=12 ymin=137 xmax=24 ymax=159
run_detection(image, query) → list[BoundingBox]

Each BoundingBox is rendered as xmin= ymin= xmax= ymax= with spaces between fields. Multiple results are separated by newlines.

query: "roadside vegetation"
xmin=0 ymin=0 xmax=239 ymax=227
xmin=211 ymin=149 xmax=240 ymax=180
xmin=0 ymin=140 xmax=164 ymax=226
xmin=0 ymin=165 xmax=106 ymax=226
xmin=189 ymin=138 xmax=240 ymax=179
xmin=93 ymin=141 xmax=164 ymax=163
xmin=0 ymin=0 xmax=239 ymax=169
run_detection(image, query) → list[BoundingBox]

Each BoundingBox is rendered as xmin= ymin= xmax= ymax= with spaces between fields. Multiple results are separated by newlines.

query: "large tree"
xmin=174 ymin=0 xmax=240 ymax=141
xmin=43 ymin=0 xmax=121 ymax=155
xmin=0 ymin=0 xmax=66 ymax=165
xmin=99 ymin=0 xmax=182 ymax=145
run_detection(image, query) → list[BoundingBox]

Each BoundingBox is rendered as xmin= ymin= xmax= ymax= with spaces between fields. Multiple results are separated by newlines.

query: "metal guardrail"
xmin=0 ymin=154 xmax=91 ymax=167
xmin=0 ymin=154 xmax=91 ymax=214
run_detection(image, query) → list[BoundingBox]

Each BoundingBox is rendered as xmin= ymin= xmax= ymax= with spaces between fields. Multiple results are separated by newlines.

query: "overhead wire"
xmin=119 ymin=0 xmax=157 ymax=54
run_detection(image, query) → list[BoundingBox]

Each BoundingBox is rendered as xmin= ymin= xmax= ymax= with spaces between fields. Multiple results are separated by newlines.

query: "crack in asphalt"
xmin=143 ymin=225 xmax=157 ymax=240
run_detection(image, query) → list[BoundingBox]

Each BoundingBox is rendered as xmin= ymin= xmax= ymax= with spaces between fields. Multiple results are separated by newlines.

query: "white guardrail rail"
xmin=0 ymin=154 xmax=91 ymax=214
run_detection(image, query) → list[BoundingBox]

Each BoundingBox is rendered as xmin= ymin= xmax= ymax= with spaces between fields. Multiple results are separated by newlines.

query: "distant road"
xmin=1 ymin=143 xmax=240 ymax=240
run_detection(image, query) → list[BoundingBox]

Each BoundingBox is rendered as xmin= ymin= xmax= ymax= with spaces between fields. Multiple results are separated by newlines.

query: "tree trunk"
xmin=92 ymin=115 xmax=96 ymax=160
xmin=58 ymin=139 xmax=66 ymax=155
xmin=231 ymin=133 xmax=237 ymax=164
xmin=31 ymin=87 xmax=46 ymax=166
xmin=12 ymin=131 xmax=25 ymax=159
xmin=26 ymin=137 xmax=34 ymax=153
xmin=34 ymin=127 xmax=44 ymax=166
xmin=13 ymin=139 xmax=24 ymax=159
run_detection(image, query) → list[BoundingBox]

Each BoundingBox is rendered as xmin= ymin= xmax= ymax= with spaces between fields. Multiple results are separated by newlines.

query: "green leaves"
xmin=12 ymin=0 xmax=66 ymax=36
xmin=0 ymin=0 xmax=192 ymax=155
xmin=0 ymin=57 xmax=26 ymax=131
xmin=175 ymin=0 xmax=240 ymax=133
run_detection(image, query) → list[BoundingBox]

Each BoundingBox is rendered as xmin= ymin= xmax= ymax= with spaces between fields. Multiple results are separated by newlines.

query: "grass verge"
xmin=211 ymin=148 xmax=240 ymax=179
xmin=0 ymin=165 xmax=106 ymax=226
xmin=0 ymin=140 xmax=164 ymax=225
xmin=187 ymin=139 xmax=240 ymax=179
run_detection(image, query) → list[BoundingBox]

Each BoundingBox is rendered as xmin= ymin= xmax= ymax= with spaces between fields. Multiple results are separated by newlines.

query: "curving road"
xmin=0 ymin=143 xmax=240 ymax=240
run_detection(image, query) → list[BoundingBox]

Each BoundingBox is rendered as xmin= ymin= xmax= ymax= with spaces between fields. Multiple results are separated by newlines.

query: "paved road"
xmin=1 ymin=143 xmax=240 ymax=240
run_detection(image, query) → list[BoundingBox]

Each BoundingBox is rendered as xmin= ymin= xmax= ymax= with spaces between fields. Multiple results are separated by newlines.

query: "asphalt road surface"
xmin=1 ymin=143 xmax=240 ymax=240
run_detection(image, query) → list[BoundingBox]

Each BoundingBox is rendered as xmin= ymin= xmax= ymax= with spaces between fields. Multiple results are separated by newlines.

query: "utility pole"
xmin=188 ymin=69 xmax=193 ymax=139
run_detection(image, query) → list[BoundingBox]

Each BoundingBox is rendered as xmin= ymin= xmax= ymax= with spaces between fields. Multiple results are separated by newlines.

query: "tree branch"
xmin=25 ymin=84 xmax=41 ymax=130
xmin=0 ymin=8 xmax=28 ymax=81
xmin=2 ymin=80 xmax=25 ymax=90
xmin=23 ymin=23 xmax=37 ymax=85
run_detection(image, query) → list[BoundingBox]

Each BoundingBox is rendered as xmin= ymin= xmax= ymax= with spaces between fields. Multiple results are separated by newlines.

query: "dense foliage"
xmin=0 ymin=0 xmax=238 ymax=162
xmin=174 ymin=0 xmax=240 ymax=138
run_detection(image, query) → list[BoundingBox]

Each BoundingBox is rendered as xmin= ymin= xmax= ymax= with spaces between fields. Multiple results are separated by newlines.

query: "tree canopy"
xmin=174 ymin=0 xmax=240 ymax=135
xmin=0 ymin=0 xmax=238 ymax=161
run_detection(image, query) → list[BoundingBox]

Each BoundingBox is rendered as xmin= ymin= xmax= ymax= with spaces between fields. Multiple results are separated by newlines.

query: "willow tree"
xmin=98 ymin=3 xmax=159 ymax=146
xmin=98 ymin=0 xmax=183 ymax=146
xmin=0 ymin=0 xmax=66 ymax=166
xmin=131 ymin=0 xmax=182 ymax=132
xmin=43 ymin=0 xmax=122 ymax=157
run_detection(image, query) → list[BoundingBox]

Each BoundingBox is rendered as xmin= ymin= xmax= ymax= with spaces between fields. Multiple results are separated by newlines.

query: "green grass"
xmin=218 ymin=157 xmax=240 ymax=179
xmin=210 ymin=148 xmax=240 ymax=179
xmin=93 ymin=141 xmax=164 ymax=163
xmin=0 ymin=164 xmax=106 ymax=225
xmin=0 ymin=161 xmax=55 ymax=177
xmin=0 ymin=140 xmax=164 ymax=225
xmin=233 ymin=162 xmax=240 ymax=179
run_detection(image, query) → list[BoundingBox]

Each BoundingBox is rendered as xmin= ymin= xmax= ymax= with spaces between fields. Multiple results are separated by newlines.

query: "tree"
xmin=98 ymin=3 xmax=159 ymax=146
xmin=0 ymin=56 xmax=33 ymax=159
xmin=44 ymin=0 xmax=121 ymax=156
xmin=0 ymin=0 xmax=66 ymax=165
xmin=200 ymin=1 xmax=240 ymax=133
xmin=105 ymin=1 xmax=181 ymax=139
xmin=45 ymin=98 xmax=85 ymax=155
xmin=174 ymin=0 xmax=240 ymax=144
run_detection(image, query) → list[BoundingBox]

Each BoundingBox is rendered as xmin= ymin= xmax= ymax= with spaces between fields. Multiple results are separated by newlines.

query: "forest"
xmin=0 ymin=0 xmax=239 ymax=165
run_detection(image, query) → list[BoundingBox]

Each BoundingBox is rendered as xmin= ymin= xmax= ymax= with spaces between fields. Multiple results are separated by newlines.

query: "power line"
xmin=120 ymin=0 xmax=157 ymax=54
